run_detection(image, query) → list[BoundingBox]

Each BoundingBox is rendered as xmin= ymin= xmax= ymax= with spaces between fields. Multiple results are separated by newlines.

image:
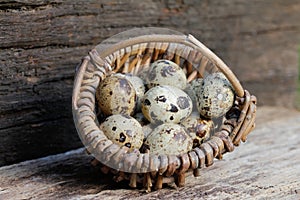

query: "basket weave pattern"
xmin=72 ymin=33 xmax=257 ymax=191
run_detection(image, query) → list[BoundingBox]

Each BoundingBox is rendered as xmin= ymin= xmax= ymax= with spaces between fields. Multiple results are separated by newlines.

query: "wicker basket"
xmin=72 ymin=28 xmax=257 ymax=192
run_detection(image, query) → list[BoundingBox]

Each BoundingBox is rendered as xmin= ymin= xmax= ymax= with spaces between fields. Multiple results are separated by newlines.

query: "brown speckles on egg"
xmin=161 ymin=65 xmax=176 ymax=77
xmin=197 ymin=72 xmax=234 ymax=119
xmin=145 ymin=123 xmax=193 ymax=155
xmin=112 ymin=73 xmax=145 ymax=111
xmin=177 ymin=96 xmax=190 ymax=109
xmin=155 ymin=95 xmax=167 ymax=103
xmin=100 ymin=114 xmax=144 ymax=151
xmin=165 ymin=128 xmax=172 ymax=134
xmin=125 ymin=142 xmax=131 ymax=148
xmin=196 ymin=127 xmax=207 ymax=138
xmin=119 ymin=79 xmax=132 ymax=95
xmin=180 ymin=113 xmax=212 ymax=148
xmin=96 ymin=75 xmax=136 ymax=116
xmin=145 ymin=59 xmax=187 ymax=89
xmin=141 ymin=85 xmax=192 ymax=124
xmin=119 ymin=132 xmax=126 ymax=143
xmin=169 ymin=104 xmax=178 ymax=113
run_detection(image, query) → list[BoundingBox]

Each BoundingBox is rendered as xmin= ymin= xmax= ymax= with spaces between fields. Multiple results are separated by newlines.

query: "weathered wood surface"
xmin=0 ymin=106 xmax=299 ymax=200
xmin=1 ymin=0 xmax=300 ymax=166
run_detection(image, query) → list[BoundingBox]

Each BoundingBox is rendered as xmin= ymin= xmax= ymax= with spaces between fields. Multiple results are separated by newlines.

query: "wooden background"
xmin=1 ymin=0 xmax=300 ymax=166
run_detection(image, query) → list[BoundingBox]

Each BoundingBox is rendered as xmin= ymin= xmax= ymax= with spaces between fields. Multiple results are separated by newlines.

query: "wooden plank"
xmin=1 ymin=0 xmax=300 ymax=166
xmin=0 ymin=107 xmax=299 ymax=199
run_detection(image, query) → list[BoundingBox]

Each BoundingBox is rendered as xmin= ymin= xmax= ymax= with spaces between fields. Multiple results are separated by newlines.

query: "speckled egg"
xmin=96 ymin=74 xmax=136 ymax=116
xmin=184 ymin=78 xmax=203 ymax=111
xmin=197 ymin=72 xmax=234 ymax=119
xmin=100 ymin=114 xmax=144 ymax=150
xmin=113 ymin=73 xmax=145 ymax=110
xmin=141 ymin=85 xmax=193 ymax=124
xmin=144 ymin=123 xmax=193 ymax=155
xmin=180 ymin=112 xmax=213 ymax=147
xmin=145 ymin=59 xmax=187 ymax=89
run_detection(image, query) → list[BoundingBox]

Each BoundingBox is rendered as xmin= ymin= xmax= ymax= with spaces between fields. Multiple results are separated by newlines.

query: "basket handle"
xmin=95 ymin=33 xmax=245 ymax=98
xmin=72 ymin=56 xmax=89 ymax=110
xmin=187 ymin=34 xmax=244 ymax=98
xmin=72 ymin=33 xmax=245 ymax=110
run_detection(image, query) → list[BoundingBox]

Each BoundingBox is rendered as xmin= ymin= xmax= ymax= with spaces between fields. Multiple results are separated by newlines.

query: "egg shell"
xmin=197 ymin=72 xmax=234 ymax=119
xmin=141 ymin=85 xmax=193 ymax=124
xmin=100 ymin=114 xmax=144 ymax=150
xmin=96 ymin=75 xmax=136 ymax=116
xmin=144 ymin=123 xmax=193 ymax=155
xmin=180 ymin=112 xmax=212 ymax=147
xmin=184 ymin=78 xmax=203 ymax=111
xmin=146 ymin=59 xmax=187 ymax=89
xmin=112 ymin=73 xmax=145 ymax=111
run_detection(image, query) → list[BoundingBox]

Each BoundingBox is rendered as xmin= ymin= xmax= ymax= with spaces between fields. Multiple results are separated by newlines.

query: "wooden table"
xmin=1 ymin=106 xmax=299 ymax=199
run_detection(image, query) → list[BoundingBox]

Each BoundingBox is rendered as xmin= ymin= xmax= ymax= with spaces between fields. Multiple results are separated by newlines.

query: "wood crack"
xmin=0 ymin=115 xmax=73 ymax=131
xmin=0 ymin=43 xmax=90 ymax=51
xmin=0 ymin=1 xmax=61 ymax=12
xmin=239 ymin=25 xmax=300 ymax=36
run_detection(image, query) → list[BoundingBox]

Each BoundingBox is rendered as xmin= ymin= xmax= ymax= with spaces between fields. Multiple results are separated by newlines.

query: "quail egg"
xmin=145 ymin=59 xmax=187 ymax=89
xmin=100 ymin=114 xmax=144 ymax=150
xmin=197 ymin=72 xmax=234 ymax=119
xmin=144 ymin=123 xmax=193 ymax=155
xmin=184 ymin=78 xmax=203 ymax=111
xmin=180 ymin=112 xmax=213 ymax=147
xmin=112 ymin=73 xmax=145 ymax=110
xmin=96 ymin=74 xmax=136 ymax=116
xmin=141 ymin=85 xmax=193 ymax=124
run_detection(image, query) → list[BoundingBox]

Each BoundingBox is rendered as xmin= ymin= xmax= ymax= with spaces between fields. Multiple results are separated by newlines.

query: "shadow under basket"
xmin=72 ymin=28 xmax=257 ymax=192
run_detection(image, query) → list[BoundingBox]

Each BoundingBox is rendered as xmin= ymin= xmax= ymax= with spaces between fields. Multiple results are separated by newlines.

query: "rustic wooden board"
xmin=1 ymin=0 xmax=300 ymax=166
xmin=0 ymin=107 xmax=299 ymax=200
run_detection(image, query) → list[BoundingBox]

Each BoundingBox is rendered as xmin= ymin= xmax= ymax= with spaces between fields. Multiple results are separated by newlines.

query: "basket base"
xmin=91 ymin=157 xmax=195 ymax=192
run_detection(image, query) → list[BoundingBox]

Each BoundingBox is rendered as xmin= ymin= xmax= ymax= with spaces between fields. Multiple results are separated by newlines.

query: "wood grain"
xmin=1 ymin=0 xmax=300 ymax=166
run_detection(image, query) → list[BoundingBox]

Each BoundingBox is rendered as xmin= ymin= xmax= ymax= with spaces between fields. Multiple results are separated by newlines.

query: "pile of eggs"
xmin=96 ymin=59 xmax=235 ymax=156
